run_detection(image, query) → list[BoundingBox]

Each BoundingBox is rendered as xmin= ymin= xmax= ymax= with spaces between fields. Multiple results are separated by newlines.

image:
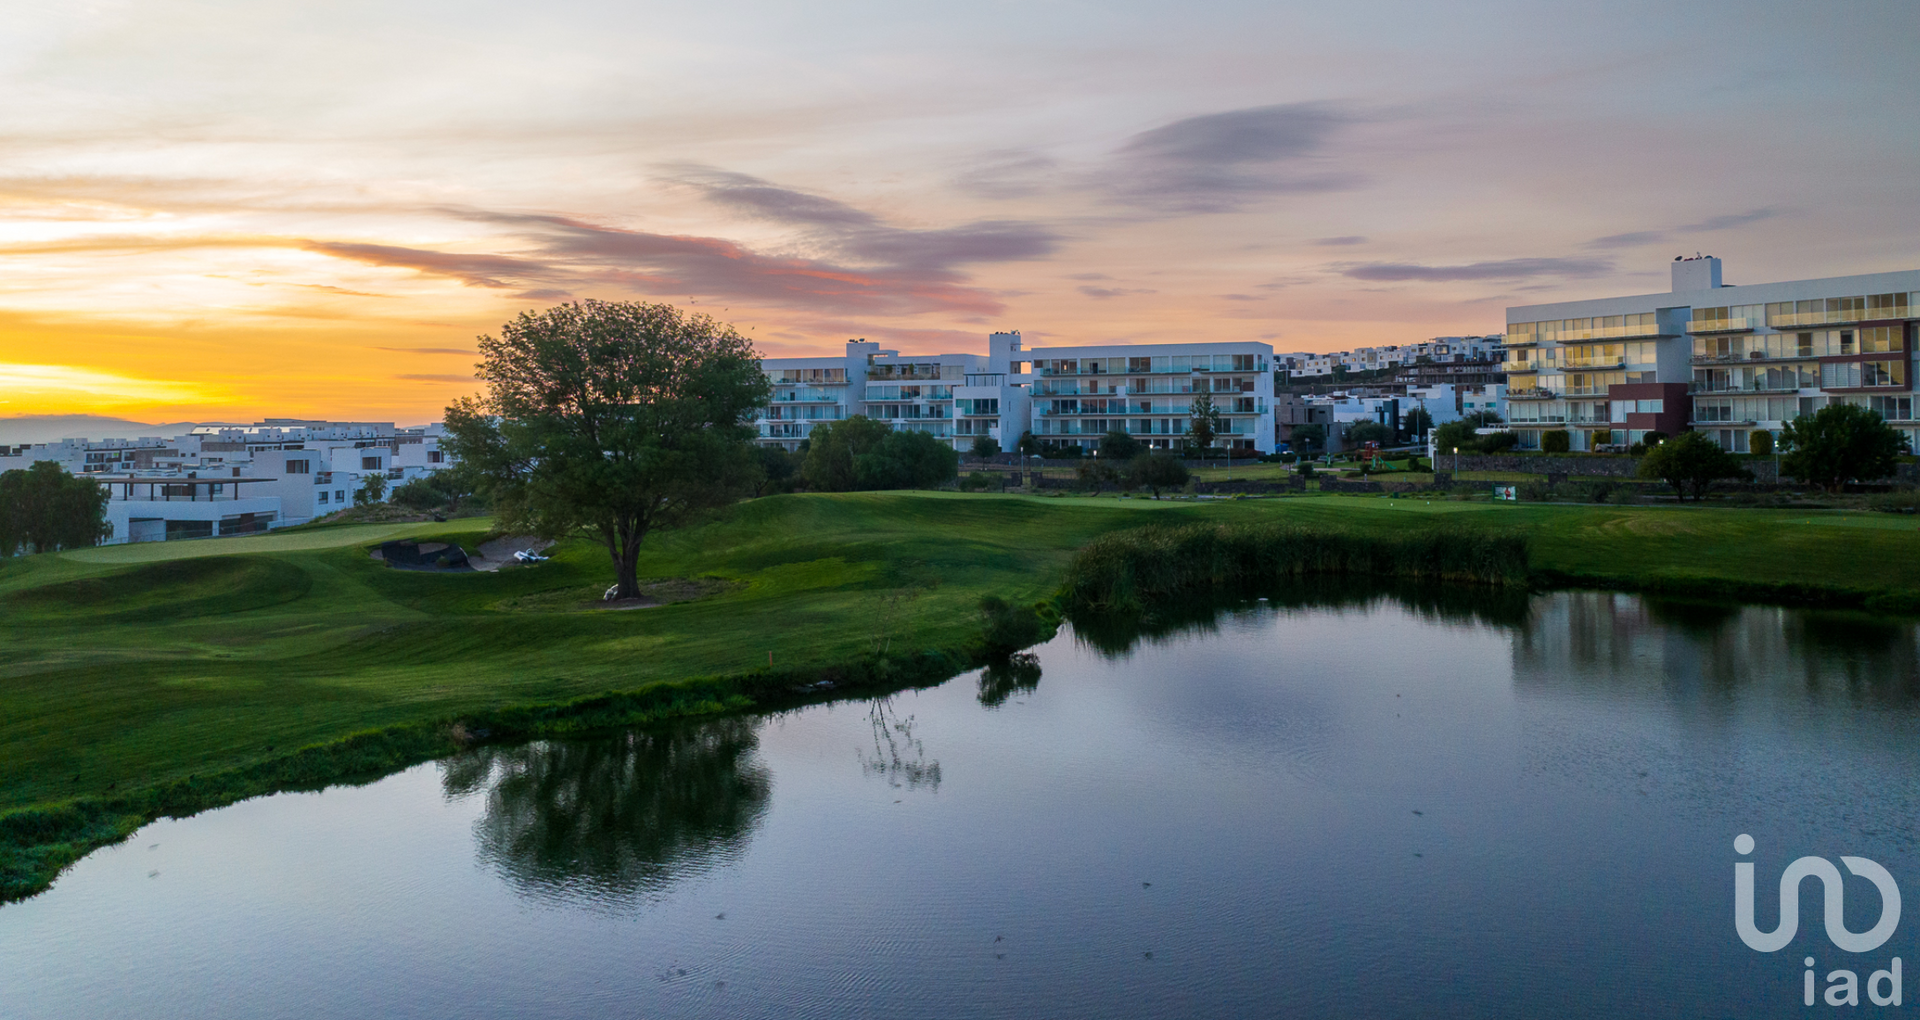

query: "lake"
xmin=4 ymin=588 xmax=1918 ymax=1018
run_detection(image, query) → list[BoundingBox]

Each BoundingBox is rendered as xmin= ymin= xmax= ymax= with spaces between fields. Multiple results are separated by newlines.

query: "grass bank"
xmin=4 ymin=490 xmax=1920 ymax=901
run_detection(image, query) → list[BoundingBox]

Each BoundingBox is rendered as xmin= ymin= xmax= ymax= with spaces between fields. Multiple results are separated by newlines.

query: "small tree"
xmin=802 ymin=415 xmax=892 ymax=492
xmin=1638 ymin=431 xmax=1750 ymax=501
xmin=1098 ymin=429 xmax=1142 ymax=462
xmin=1015 ymin=431 xmax=1041 ymax=457
xmin=969 ymin=435 xmax=1001 ymax=464
xmin=1188 ymin=391 xmax=1220 ymax=455
xmin=1464 ymin=410 xmax=1505 ymax=428
xmin=1750 ymin=429 xmax=1774 ymax=457
xmin=752 ymin=445 xmax=799 ymax=496
xmin=0 ymin=461 xmax=111 ymax=555
xmin=1403 ymin=406 xmax=1434 ymax=442
xmin=1780 ymin=404 xmax=1905 ymax=493
xmin=1291 ymin=423 xmax=1326 ymax=452
xmin=1128 ymin=453 xmax=1190 ymax=497
xmin=1075 ymin=460 xmax=1119 ymax=493
xmin=355 ymin=473 xmax=388 ymax=505
xmin=1540 ymin=429 xmax=1571 ymax=453
xmin=1345 ymin=420 xmax=1392 ymax=448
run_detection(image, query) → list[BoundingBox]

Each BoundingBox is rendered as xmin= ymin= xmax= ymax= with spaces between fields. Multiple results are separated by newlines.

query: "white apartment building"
xmin=1286 ymin=336 xmax=1505 ymax=380
xmin=756 ymin=333 xmax=1032 ymax=453
xmin=1 ymin=419 xmax=458 ymax=543
xmin=1028 ymin=341 xmax=1275 ymax=453
xmin=1506 ymin=257 xmax=1920 ymax=452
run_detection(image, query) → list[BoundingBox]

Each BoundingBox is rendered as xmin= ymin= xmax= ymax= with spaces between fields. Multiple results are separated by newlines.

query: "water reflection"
xmin=977 ymin=652 xmax=1041 ymax=707
xmin=1068 ymin=577 xmax=1533 ymax=658
xmin=859 ymin=697 xmax=941 ymax=791
xmin=1514 ymin=592 xmax=1920 ymax=708
xmin=439 ymin=719 xmax=771 ymax=905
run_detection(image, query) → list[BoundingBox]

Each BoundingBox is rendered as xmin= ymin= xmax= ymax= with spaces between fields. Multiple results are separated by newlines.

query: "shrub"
xmin=1607 ymin=485 xmax=1641 ymax=506
xmin=1780 ymin=404 xmax=1906 ymax=492
xmin=1638 ymin=431 xmax=1750 ymax=500
xmin=1480 ymin=432 xmax=1519 ymax=454
xmin=1867 ymin=490 xmax=1920 ymax=514
xmin=977 ymin=595 xmax=1049 ymax=654
xmin=1592 ymin=429 xmax=1613 ymax=447
xmin=1750 ymin=430 xmax=1774 ymax=457
xmin=1298 ymin=462 xmax=1316 ymax=479
xmin=1126 ymin=453 xmax=1190 ymax=497
xmin=1541 ymin=429 xmax=1571 ymax=453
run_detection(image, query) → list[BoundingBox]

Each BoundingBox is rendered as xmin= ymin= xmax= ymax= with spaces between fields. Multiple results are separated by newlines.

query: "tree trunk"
xmin=608 ymin=516 xmax=649 ymax=600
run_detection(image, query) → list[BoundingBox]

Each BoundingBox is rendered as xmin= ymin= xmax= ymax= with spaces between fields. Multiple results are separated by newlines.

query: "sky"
xmin=0 ymin=0 xmax=1915 ymax=423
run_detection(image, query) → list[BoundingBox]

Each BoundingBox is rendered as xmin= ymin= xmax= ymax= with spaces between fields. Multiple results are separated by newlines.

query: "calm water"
xmin=5 ymin=590 xmax=1920 ymax=1018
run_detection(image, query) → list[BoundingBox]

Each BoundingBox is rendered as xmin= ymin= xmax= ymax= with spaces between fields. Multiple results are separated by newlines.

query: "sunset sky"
xmin=1 ymin=0 xmax=1915 ymax=423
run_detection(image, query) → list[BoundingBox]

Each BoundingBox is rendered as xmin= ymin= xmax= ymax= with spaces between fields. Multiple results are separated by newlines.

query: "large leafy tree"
xmin=1780 ymin=404 xmax=1907 ymax=493
xmin=444 ymin=300 xmax=767 ymax=599
xmin=1098 ymin=428 xmax=1142 ymax=462
xmin=801 ymin=415 xmax=892 ymax=491
xmin=0 ymin=461 xmax=111 ymax=555
xmin=1127 ymin=452 xmax=1189 ymax=497
xmin=1637 ymin=430 xmax=1749 ymax=501
xmin=801 ymin=417 xmax=957 ymax=491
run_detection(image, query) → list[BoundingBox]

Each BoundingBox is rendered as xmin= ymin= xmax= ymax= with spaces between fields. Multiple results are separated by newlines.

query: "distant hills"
xmin=0 ymin=414 xmax=244 ymax=446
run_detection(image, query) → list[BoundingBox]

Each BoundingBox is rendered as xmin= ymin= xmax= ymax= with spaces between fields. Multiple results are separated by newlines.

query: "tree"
xmin=1432 ymin=419 xmax=1477 ymax=456
xmin=443 ymin=299 xmax=767 ymax=600
xmin=1127 ymin=453 xmax=1189 ymax=497
xmin=752 ymin=445 xmax=799 ymax=496
xmin=1075 ymin=460 xmax=1119 ymax=493
xmin=1015 ymin=431 xmax=1041 ymax=457
xmin=389 ymin=470 xmax=479 ymax=511
xmin=802 ymin=415 xmax=891 ymax=492
xmin=1402 ymin=406 xmax=1434 ymax=442
xmin=354 ymin=472 xmax=388 ymax=505
xmin=1345 ymin=420 xmax=1392 ymax=447
xmin=1290 ymin=423 xmax=1326 ymax=452
xmin=855 ymin=429 xmax=959 ymax=490
xmin=1464 ymin=410 xmax=1505 ymax=427
xmin=1750 ymin=429 xmax=1774 ymax=457
xmin=969 ymin=435 xmax=1001 ymax=464
xmin=0 ymin=461 xmax=111 ymax=555
xmin=1188 ymin=391 xmax=1221 ymax=454
xmin=1541 ymin=429 xmax=1571 ymax=453
xmin=1780 ymin=404 xmax=1906 ymax=493
xmin=1637 ymin=430 xmax=1750 ymax=501
xmin=1098 ymin=428 xmax=1142 ymax=461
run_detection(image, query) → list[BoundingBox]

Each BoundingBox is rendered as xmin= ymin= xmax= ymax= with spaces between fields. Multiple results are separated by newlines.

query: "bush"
xmin=1098 ymin=429 xmax=1143 ymax=462
xmin=1592 ymin=429 xmax=1613 ymax=447
xmin=1127 ymin=453 xmax=1190 ymax=497
xmin=1480 ymin=432 xmax=1519 ymax=454
xmin=1541 ymin=429 xmax=1571 ymax=453
xmin=1607 ymin=485 xmax=1641 ymax=506
xmin=978 ymin=595 xmax=1049 ymax=654
xmin=1867 ymin=490 xmax=1920 ymax=514
xmin=1750 ymin=430 xmax=1774 ymax=457
xmin=1781 ymin=404 xmax=1906 ymax=492
xmin=1638 ymin=431 xmax=1750 ymax=500
xmin=960 ymin=472 xmax=998 ymax=492
xmin=1298 ymin=462 xmax=1316 ymax=479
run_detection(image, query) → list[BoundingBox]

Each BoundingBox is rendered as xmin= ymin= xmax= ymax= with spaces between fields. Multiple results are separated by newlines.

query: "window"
xmin=427 ymin=451 xmax=444 ymax=464
xmin=1863 ymin=360 xmax=1906 ymax=387
xmin=336 ymin=490 xmax=346 ymax=502
xmin=361 ymin=456 xmax=381 ymax=470
xmin=285 ymin=459 xmax=310 ymax=474
xmin=318 ymin=491 xmax=328 ymax=504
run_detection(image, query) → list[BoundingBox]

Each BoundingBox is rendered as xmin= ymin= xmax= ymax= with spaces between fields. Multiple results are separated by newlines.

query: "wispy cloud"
xmin=1078 ymin=285 xmax=1157 ymax=299
xmin=1586 ymin=208 xmax=1782 ymax=248
xmin=1096 ymin=103 xmax=1364 ymax=213
xmin=1313 ymin=235 xmax=1368 ymax=246
xmin=1335 ymin=257 xmax=1613 ymax=282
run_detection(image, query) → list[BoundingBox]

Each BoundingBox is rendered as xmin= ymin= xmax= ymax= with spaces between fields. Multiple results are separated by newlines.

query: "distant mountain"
xmin=0 ymin=414 xmax=243 ymax=446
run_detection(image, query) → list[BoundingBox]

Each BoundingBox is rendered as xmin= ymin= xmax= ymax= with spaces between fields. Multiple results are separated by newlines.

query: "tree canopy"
xmin=1098 ymin=429 xmax=1142 ymax=461
xmin=443 ymin=299 xmax=767 ymax=599
xmin=0 ymin=461 xmax=111 ymax=555
xmin=1127 ymin=453 xmax=1189 ymax=497
xmin=1780 ymin=404 xmax=1907 ymax=492
xmin=1637 ymin=430 xmax=1749 ymax=500
xmin=1345 ymin=420 xmax=1392 ymax=447
xmin=801 ymin=416 xmax=958 ymax=492
xmin=1188 ymin=392 xmax=1220 ymax=453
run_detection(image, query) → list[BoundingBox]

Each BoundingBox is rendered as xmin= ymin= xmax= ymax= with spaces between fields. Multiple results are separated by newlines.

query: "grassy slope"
xmin=3 ymin=490 xmax=1918 ymax=828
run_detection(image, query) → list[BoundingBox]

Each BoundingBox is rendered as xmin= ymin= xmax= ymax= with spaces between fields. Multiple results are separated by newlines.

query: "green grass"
xmin=4 ymin=489 xmax=1920 ymax=899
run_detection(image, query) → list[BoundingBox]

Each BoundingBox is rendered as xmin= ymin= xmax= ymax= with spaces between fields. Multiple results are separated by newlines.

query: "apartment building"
xmin=1506 ymin=257 xmax=1920 ymax=451
xmin=1028 ymin=341 xmax=1274 ymax=454
xmin=1 ymin=419 xmax=459 ymax=543
xmin=1286 ymin=336 xmax=1505 ymax=381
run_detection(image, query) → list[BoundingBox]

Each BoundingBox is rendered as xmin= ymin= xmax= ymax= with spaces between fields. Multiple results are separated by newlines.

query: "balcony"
xmin=1559 ymin=358 xmax=1627 ymax=371
xmin=1507 ymin=388 xmax=1560 ymax=400
xmin=1685 ymin=317 xmax=1754 ymax=334
xmin=1688 ymin=382 xmax=1804 ymax=395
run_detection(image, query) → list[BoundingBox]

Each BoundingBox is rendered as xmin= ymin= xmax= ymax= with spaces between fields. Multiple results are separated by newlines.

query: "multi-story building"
xmin=754 ymin=334 xmax=1030 ymax=453
xmin=1506 ymin=257 xmax=1919 ymax=451
xmin=1028 ymin=341 xmax=1274 ymax=453
xmin=2 ymin=418 xmax=461 ymax=543
xmin=756 ymin=340 xmax=876 ymax=451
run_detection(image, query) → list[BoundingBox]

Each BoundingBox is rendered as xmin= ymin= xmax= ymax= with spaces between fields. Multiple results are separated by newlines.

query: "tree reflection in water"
xmin=439 ymin=718 xmax=771 ymax=905
xmin=859 ymin=697 xmax=941 ymax=792
xmin=977 ymin=653 xmax=1041 ymax=708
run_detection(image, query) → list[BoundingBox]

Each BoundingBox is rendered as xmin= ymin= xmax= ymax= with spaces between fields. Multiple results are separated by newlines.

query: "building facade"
xmin=1027 ymin=341 xmax=1274 ymax=453
xmin=1505 ymin=258 xmax=1920 ymax=452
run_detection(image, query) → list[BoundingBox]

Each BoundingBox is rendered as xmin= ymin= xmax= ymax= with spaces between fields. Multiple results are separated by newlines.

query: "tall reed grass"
xmin=1059 ymin=523 xmax=1530 ymax=615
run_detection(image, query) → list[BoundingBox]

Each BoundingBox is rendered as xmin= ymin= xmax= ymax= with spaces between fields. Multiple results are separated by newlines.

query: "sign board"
xmin=1493 ymin=484 xmax=1517 ymax=502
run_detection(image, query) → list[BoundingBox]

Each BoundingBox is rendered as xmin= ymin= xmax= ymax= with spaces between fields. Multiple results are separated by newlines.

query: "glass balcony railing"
xmin=1685 ymin=318 xmax=1753 ymax=334
xmin=1507 ymin=388 xmax=1559 ymax=400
